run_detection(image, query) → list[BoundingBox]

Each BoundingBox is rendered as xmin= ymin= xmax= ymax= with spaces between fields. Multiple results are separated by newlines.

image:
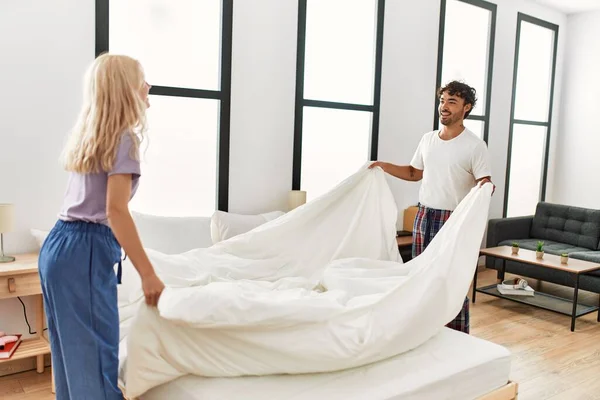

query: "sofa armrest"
xmin=486 ymin=216 xmax=533 ymax=247
xmin=485 ymin=216 xmax=533 ymax=269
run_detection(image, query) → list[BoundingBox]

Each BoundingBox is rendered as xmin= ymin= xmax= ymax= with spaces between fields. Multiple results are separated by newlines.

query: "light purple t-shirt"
xmin=59 ymin=133 xmax=141 ymax=225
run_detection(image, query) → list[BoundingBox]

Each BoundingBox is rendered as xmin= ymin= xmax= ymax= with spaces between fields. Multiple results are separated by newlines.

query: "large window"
xmin=292 ymin=0 xmax=385 ymax=201
xmin=95 ymin=0 xmax=233 ymax=216
xmin=434 ymin=0 xmax=497 ymax=141
xmin=504 ymin=13 xmax=559 ymax=217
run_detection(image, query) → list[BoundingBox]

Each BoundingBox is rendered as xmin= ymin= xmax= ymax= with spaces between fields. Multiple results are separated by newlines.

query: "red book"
xmin=0 ymin=334 xmax=22 ymax=360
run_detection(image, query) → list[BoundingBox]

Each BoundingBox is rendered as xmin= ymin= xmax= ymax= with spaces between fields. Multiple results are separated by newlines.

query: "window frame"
xmin=503 ymin=12 xmax=559 ymax=217
xmin=291 ymin=0 xmax=387 ymax=191
xmin=433 ymin=0 xmax=497 ymax=143
xmin=95 ymin=0 xmax=233 ymax=211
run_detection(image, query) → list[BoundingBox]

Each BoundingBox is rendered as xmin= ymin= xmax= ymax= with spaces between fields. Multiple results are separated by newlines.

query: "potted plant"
xmin=536 ymin=241 xmax=544 ymax=259
xmin=511 ymin=242 xmax=519 ymax=255
xmin=561 ymin=253 xmax=569 ymax=264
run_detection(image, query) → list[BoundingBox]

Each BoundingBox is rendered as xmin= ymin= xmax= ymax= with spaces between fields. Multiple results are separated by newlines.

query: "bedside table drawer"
xmin=0 ymin=272 xmax=42 ymax=299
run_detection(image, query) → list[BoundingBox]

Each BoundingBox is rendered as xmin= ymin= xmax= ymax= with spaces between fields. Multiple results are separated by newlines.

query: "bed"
xmin=117 ymin=203 xmax=517 ymax=400
xmin=119 ymin=327 xmax=516 ymax=400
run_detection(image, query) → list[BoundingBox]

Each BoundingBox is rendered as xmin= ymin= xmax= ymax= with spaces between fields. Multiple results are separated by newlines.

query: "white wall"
xmin=0 ymin=0 xmax=567 ymax=338
xmin=0 ymin=0 xmax=95 ymax=253
xmin=551 ymin=10 xmax=600 ymax=208
xmin=230 ymin=0 xmax=569 ymax=225
xmin=0 ymin=0 xmax=95 ymax=339
xmin=377 ymin=0 xmax=440 ymax=228
xmin=480 ymin=0 xmax=566 ymax=218
xmin=380 ymin=0 xmax=567 ymax=227
xmin=228 ymin=0 xmax=297 ymax=214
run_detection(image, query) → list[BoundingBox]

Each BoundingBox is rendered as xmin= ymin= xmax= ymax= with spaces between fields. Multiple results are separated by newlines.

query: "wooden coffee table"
xmin=473 ymin=246 xmax=600 ymax=331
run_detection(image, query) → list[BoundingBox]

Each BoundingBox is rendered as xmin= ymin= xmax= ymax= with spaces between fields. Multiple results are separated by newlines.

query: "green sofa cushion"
xmin=569 ymin=251 xmax=600 ymax=277
xmin=499 ymin=239 xmax=589 ymax=255
xmin=569 ymin=251 xmax=600 ymax=263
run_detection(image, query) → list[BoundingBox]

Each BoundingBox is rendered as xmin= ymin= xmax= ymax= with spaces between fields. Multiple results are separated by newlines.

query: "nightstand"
xmin=0 ymin=253 xmax=54 ymax=393
xmin=397 ymin=233 xmax=413 ymax=262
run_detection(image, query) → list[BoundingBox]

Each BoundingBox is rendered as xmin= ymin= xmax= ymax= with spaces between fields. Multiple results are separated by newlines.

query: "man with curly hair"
xmin=370 ymin=80 xmax=494 ymax=334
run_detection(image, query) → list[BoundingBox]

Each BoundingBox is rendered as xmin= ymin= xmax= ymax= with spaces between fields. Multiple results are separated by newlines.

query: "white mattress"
xmin=123 ymin=328 xmax=510 ymax=400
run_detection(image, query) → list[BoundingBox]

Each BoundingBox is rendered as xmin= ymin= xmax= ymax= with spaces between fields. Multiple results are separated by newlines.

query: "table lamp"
xmin=288 ymin=190 xmax=307 ymax=211
xmin=0 ymin=204 xmax=15 ymax=263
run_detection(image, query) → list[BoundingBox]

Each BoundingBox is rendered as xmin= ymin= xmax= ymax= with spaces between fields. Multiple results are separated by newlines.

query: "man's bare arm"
xmin=369 ymin=162 xmax=423 ymax=182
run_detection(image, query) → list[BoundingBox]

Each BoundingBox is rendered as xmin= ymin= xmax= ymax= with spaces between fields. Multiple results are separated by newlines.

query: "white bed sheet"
xmin=121 ymin=168 xmax=495 ymax=397
xmin=124 ymin=328 xmax=511 ymax=400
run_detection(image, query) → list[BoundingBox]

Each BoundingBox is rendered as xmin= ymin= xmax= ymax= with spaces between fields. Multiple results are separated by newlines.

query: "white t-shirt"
xmin=410 ymin=128 xmax=491 ymax=211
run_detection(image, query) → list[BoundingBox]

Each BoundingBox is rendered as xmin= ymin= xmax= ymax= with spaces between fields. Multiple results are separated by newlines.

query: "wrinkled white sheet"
xmin=119 ymin=165 xmax=492 ymax=398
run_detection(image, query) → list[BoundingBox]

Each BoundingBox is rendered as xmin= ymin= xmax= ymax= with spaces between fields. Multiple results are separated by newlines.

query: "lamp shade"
xmin=0 ymin=204 xmax=15 ymax=233
xmin=288 ymin=190 xmax=307 ymax=211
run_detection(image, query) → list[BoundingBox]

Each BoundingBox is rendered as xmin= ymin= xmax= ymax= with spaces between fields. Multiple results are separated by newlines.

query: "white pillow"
xmin=210 ymin=210 xmax=284 ymax=244
xmin=30 ymin=229 xmax=50 ymax=249
xmin=32 ymin=214 xmax=213 ymax=310
xmin=131 ymin=211 xmax=213 ymax=254
xmin=123 ymin=212 xmax=213 ymax=309
xmin=31 ymin=213 xmax=213 ymax=254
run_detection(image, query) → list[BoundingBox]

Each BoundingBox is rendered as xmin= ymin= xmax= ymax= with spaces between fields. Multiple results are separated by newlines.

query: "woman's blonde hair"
xmin=61 ymin=53 xmax=147 ymax=174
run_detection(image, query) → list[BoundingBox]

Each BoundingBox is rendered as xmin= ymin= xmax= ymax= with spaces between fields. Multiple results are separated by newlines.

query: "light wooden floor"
xmin=2 ymin=269 xmax=600 ymax=400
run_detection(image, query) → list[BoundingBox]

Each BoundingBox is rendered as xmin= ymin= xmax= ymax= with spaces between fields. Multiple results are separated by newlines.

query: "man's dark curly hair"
xmin=437 ymin=81 xmax=477 ymax=118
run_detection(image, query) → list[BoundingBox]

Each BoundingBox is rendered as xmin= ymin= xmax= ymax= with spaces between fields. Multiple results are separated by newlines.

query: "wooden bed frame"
xmin=121 ymin=380 xmax=518 ymax=400
xmin=478 ymin=381 xmax=519 ymax=400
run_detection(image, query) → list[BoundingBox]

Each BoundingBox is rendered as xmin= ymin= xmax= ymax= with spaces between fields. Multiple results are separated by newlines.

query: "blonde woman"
xmin=38 ymin=54 xmax=164 ymax=400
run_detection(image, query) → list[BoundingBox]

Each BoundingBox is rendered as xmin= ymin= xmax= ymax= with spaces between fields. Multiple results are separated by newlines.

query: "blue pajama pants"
xmin=38 ymin=220 xmax=124 ymax=400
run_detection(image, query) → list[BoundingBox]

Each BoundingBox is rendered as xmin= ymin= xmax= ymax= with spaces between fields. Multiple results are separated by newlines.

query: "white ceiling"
xmin=531 ymin=0 xmax=600 ymax=15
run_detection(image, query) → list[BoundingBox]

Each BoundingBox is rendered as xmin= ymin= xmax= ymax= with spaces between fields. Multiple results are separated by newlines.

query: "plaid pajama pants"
xmin=412 ymin=203 xmax=470 ymax=334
